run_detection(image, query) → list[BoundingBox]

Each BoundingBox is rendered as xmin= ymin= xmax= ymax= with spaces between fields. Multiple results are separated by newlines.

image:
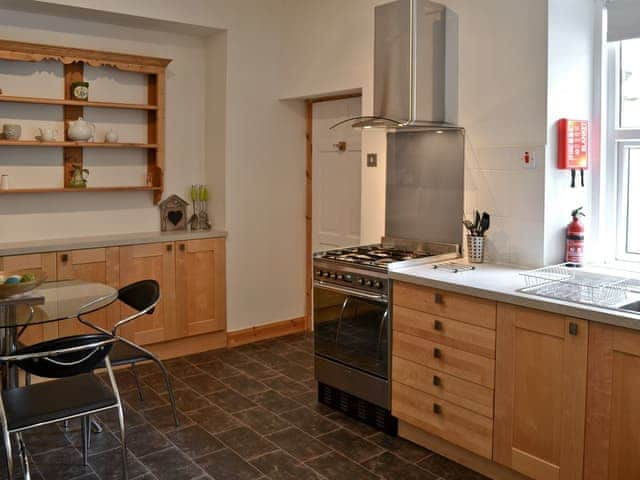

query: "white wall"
xmin=544 ymin=0 xmax=597 ymax=264
xmin=0 ymin=8 xmax=210 ymax=238
xmin=281 ymin=0 xmax=549 ymax=266
xmin=0 ymin=0 xmax=307 ymax=332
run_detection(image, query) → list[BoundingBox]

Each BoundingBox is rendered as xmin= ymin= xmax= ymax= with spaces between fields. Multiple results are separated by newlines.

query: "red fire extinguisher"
xmin=566 ymin=207 xmax=585 ymax=266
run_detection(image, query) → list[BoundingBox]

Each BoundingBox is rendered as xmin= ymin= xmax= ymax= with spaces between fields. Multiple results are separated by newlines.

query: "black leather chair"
xmin=0 ymin=333 xmax=126 ymax=480
xmin=81 ymin=280 xmax=179 ymax=427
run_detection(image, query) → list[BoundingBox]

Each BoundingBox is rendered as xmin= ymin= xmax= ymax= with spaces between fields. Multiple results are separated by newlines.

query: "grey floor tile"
xmin=182 ymin=373 xmax=226 ymax=394
xmin=23 ymin=423 xmax=70 ymax=453
xmin=160 ymin=387 xmax=210 ymax=413
xmin=198 ymin=361 xmax=241 ymax=380
xmin=164 ymin=358 xmax=204 ymax=377
xmin=233 ymin=407 xmax=290 ymax=435
xmin=418 ymin=454 xmax=490 ymax=480
xmin=317 ymin=428 xmax=384 ymax=463
xmin=89 ymin=448 xmax=148 ymax=480
xmin=166 ymin=425 xmax=224 ymax=460
xmin=305 ymin=452 xmax=378 ymax=480
xmin=207 ymin=388 xmax=256 ymax=413
xmin=141 ymin=446 xmax=204 ymax=480
xmin=279 ymin=407 xmax=339 ymax=437
xmin=250 ymin=450 xmax=320 ymax=480
xmin=122 ymin=385 xmax=169 ymax=411
xmin=215 ymin=427 xmax=277 ymax=459
xmin=142 ymin=405 xmax=191 ymax=432
xmin=125 ymin=423 xmax=171 ymax=458
xmin=222 ymin=374 xmax=270 ymax=397
xmin=249 ymin=390 xmax=301 ymax=414
xmin=142 ymin=372 xmax=188 ymax=395
xmin=261 ymin=375 xmax=308 ymax=397
xmin=363 ymin=452 xmax=438 ymax=480
xmin=232 ymin=361 xmax=279 ymax=380
xmin=266 ymin=427 xmax=327 ymax=462
xmin=31 ymin=446 xmax=93 ymax=480
xmin=196 ymin=448 xmax=262 ymax=480
xmin=368 ymin=432 xmax=433 ymax=463
xmin=189 ymin=405 xmax=240 ymax=434
xmin=275 ymin=363 xmax=314 ymax=382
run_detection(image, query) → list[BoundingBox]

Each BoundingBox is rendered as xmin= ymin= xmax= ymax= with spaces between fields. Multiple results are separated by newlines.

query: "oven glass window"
xmin=313 ymin=286 xmax=389 ymax=379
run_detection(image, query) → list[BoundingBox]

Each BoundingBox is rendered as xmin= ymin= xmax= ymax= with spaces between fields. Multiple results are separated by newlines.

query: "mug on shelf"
xmin=2 ymin=124 xmax=21 ymax=141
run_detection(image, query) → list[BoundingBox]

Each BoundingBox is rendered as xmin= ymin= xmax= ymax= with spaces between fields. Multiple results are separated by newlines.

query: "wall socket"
xmin=367 ymin=153 xmax=378 ymax=167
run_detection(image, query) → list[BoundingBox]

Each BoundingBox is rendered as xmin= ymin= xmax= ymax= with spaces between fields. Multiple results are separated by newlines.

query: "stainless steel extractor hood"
xmin=332 ymin=0 xmax=459 ymax=131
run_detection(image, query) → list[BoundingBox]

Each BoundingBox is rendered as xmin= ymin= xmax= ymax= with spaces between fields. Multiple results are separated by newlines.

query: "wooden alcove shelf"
xmin=0 ymin=186 xmax=162 ymax=194
xmin=0 ymin=39 xmax=172 ymax=204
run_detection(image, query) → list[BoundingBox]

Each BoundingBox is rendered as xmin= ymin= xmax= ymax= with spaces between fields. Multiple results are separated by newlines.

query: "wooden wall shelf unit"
xmin=0 ymin=39 xmax=172 ymax=204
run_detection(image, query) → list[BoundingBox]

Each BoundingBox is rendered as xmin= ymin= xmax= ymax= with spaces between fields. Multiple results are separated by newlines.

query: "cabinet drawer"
xmin=394 ymin=282 xmax=496 ymax=329
xmin=392 ymin=381 xmax=493 ymax=459
xmin=393 ymin=355 xmax=494 ymax=418
xmin=394 ymin=305 xmax=495 ymax=358
xmin=394 ymin=330 xmax=495 ymax=388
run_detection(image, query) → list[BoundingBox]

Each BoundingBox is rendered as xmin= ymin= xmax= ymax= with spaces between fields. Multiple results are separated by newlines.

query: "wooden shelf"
xmin=0 ymin=95 xmax=158 ymax=110
xmin=0 ymin=186 xmax=162 ymax=194
xmin=0 ymin=140 xmax=158 ymax=149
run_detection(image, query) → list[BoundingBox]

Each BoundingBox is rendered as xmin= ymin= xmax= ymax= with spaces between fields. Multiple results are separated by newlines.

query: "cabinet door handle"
xmin=434 ymin=319 xmax=443 ymax=331
xmin=569 ymin=322 xmax=578 ymax=336
xmin=433 ymin=348 xmax=442 ymax=359
xmin=433 ymin=375 xmax=441 ymax=386
xmin=60 ymin=254 xmax=69 ymax=263
xmin=434 ymin=293 xmax=444 ymax=304
xmin=433 ymin=403 xmax=442 ymax=415
xmin=166 ymin=244 xmax=173 ymax=252
xmin=179 ymin=243 xmax=186 ymax=251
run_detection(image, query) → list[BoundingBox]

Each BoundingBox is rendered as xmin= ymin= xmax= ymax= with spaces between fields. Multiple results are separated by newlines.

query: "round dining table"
xmin=0 ymin=280 xmax=118 ymax=389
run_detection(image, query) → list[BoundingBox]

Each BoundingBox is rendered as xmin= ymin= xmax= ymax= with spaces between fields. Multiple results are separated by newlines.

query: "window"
xmin=608 ymin=39 xmax=640 ymax=262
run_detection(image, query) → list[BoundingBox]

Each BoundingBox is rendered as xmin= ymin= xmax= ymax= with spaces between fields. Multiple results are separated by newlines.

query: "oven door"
xmin=313 ymin=281 xmax=389 ymax=379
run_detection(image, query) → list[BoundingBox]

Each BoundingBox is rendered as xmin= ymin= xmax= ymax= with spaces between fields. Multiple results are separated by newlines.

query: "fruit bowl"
xmin=0 ymin=271 xmax=47 ymax=299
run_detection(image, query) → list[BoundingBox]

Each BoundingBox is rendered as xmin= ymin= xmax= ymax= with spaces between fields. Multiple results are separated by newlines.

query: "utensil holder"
xmin=467 ymin=235 xmax=485 ymax=263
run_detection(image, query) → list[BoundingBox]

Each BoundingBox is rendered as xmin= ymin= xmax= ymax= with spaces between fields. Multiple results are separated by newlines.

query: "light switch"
xmin=367 ymin=153 xmax=378 ymax=167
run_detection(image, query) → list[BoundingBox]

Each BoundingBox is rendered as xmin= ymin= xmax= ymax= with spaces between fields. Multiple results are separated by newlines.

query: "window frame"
xmin=606 ymin=41 xmax=640 ymax=263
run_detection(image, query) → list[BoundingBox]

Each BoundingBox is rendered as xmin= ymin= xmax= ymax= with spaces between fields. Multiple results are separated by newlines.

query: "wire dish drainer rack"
xmin=520 ymin=263 xmax=637 ymax=307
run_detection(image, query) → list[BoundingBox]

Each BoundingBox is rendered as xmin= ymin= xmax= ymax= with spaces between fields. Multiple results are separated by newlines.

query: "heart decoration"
xmin=168 ymin=210 xmax=183 ymax=226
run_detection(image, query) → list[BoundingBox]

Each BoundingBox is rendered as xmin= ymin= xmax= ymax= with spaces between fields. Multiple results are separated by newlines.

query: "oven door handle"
xmin=314 ymin=281 xmax=388 ymax=302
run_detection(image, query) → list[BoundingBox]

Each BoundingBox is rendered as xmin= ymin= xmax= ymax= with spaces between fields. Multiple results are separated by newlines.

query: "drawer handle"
xmin=60 ymin=253 xmax=69 ymax=263
xmin=433 ymin=403 xmax=442 ymax=415
xmin=433 ymin=348 xmax=442 ymax=359
xmin=434 ymin=319 xmax=443 ymax=331
xmin=569 ymin=322 xmax=578 ymax=336
xmin=434 ymin=293 xmax=444 ymax=304
xmin=166 ymin=244 xmax=173 ymax=252
xmin=433 ymin=375 xmax=441 ymax=386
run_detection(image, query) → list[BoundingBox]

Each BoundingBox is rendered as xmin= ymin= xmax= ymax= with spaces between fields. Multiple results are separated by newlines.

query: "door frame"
xmin=305 ymin=92 xmax=362 ymax=330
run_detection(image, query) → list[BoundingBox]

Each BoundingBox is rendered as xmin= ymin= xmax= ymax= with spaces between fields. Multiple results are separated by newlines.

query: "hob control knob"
xmin=365 ymin=280 xmax=373 ymax=287
xmin=330 ymin=273 xmax=337 ymax=279
xmin=337 ymin=274 xmax=344 ymax=281
xmin=357 ymin=278 xmax=364 ymax=285
xmin=316 ymin=271 xmax=322 ymax=277
xmin=374 ymin=281 xmax=382 ymax=289
xmin=322 ymin=272 xmax=329 ymax=278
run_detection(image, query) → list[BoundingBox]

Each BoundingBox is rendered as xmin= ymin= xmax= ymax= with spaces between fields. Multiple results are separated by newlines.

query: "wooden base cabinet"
xmin=57 ymin=247 xmax=120 ymax=337
xmin=175 ymin=238 xmax=226 ymax=339
xmin=584 ymin=323 xmax=640 ymax=480
xmin=0 ymin=253 xmax=58 ymax=345
xmin=494 ymin=304 xmax=588 ymax=480
xmin=119 ymin=242 xmax=176 ymax=346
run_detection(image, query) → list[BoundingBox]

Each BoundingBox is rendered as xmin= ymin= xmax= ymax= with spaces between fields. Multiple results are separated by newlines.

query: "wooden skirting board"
xmin=227 ymin=317 xmax=306 ymax=348
xmin=399 ymin=421 xmax=530 ymax=480
xmin=146 ymin=330 xmax=227 ymax=360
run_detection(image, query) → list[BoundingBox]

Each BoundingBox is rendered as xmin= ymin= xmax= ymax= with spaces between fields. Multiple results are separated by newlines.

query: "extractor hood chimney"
xmin=332 ymin=0 xmax=459 ymax=131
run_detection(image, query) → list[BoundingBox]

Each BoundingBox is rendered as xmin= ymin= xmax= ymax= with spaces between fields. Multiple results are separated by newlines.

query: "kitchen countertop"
xmin=0 ymin=230 xmax=227 ymax=256
xmin=389 ymin=262 xmax=640 ymax=331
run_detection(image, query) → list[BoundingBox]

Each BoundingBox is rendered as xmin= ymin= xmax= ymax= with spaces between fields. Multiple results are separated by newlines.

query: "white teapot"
xmin=67 ymin=117 xmax=95 ymax=141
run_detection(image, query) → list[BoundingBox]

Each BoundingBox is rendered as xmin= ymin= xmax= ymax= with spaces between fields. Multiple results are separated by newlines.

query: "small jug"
xmin=69 ymin=164 xmax=89 ymax=188
xmin=38 ymin=127 xmax=59 ymax=142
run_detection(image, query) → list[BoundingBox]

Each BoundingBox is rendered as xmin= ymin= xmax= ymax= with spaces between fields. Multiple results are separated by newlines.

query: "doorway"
xmin=311 ymin=96 xmax=362 ymax=251
xmin=304 ymin=93 xmax=362 ymax=328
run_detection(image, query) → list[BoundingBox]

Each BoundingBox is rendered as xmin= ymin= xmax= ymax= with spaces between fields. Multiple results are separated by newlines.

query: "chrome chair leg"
xmin=130 ymin=363 xmax=144 ymax=402
xmin=90 ymin=417 xmax=103 ymax=434
xmin=116 ymin=402 xmax=128 ymax=480
xmin=2 ymin=430 xmax=13 ymax=480
xmin=155 ymin=358 xmax=179 ymax=427
xmin=81 ymin=416 xmax=90 ymax=465
xmin=16 ymin=433 xmax=30 ymax=480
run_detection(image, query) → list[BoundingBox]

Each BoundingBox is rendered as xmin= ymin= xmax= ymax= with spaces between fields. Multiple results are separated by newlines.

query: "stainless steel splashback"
xmin=385 ymin=130 xmax=465 ymax=246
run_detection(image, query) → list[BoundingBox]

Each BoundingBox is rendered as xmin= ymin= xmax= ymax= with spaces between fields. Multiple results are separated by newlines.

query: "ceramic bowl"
xmin=0 ymin=270 xmax=47 ymax=299
xmin=2 ymin=124 xmax=21 ymax=141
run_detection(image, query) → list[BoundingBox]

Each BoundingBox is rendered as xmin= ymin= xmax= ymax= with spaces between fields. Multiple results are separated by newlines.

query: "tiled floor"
xmin=11 ymin=333 xmax=488 ymax=480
